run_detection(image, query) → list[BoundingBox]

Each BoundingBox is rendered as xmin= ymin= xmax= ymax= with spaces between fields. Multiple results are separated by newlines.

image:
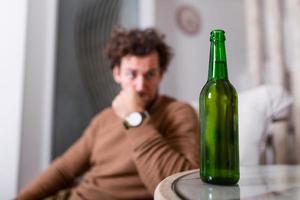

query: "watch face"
xmin=127 ymin=112 xmax=143 ymax=126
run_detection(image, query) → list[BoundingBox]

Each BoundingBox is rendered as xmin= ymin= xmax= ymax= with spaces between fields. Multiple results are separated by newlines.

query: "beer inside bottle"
xmin=199 ymin=29 xmax=239 ymax=185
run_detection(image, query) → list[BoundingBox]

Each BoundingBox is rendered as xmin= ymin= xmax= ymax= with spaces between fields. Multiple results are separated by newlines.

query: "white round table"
xmin=154 ymin=165 xmax=300 ymax=199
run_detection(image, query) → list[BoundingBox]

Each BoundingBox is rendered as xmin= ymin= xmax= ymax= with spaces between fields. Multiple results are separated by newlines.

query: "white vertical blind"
xmin=286 ymin=0 xmax=300 ymax=163
xmin=264 ymin=0 xmax=289 ymax=164
xmin=244 ymin=0 xmax=263 ymax=86
xmin=264 ymin=0 xmax=286 ymax=86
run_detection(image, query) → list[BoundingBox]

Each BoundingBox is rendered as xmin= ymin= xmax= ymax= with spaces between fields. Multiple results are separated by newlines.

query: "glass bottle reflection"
xmin=199 ymin=183 xmax=240 ymax=200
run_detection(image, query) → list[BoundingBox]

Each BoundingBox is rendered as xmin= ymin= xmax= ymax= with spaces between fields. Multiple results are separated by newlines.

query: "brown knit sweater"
xmin=17 ymin=96 xmax=200 ymax=200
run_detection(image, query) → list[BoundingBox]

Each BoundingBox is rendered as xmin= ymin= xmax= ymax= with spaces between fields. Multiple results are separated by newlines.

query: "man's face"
xmin=113 ymin=52 xmax=163 ymax=107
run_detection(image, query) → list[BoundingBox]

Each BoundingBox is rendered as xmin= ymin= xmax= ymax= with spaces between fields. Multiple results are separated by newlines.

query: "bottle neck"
xmin=208 ymin=40 xmax=228 ymax=81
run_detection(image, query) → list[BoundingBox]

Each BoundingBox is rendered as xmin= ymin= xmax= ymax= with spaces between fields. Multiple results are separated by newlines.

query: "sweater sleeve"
xmin=126 ymin=103 xmax=200 ymax=194
xmin=17 ymin=115 xmax=100 ymax=200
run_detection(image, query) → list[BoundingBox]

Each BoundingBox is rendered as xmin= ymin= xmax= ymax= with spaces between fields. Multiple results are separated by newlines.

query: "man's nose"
xmin=134 ymin=76 xmax=146 ymax=92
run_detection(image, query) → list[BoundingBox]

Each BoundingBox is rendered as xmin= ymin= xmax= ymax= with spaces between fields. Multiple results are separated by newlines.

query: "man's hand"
xmin=112 ymin=87 xmax=146 ymax=119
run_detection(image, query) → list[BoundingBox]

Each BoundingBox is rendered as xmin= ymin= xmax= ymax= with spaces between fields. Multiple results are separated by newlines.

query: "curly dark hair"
xmin=105 ymin=27 xmax=173 ymax=73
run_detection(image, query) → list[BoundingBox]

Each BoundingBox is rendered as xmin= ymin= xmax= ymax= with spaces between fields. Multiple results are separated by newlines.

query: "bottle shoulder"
xmin=200 ymin=80 xmax=237 ymax=97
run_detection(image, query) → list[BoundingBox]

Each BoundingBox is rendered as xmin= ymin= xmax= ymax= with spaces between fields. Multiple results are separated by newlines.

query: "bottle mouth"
xmin=210 ymin=29 xmax=226 ymax=41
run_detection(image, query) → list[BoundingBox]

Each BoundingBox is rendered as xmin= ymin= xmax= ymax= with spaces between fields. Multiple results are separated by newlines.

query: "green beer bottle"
xmin=199 ymin=29 xmax=239 ymax=185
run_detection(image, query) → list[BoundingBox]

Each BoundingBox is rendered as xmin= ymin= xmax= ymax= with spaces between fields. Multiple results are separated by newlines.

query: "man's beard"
xmin=138 ymin=92 xmax=159 ymax=110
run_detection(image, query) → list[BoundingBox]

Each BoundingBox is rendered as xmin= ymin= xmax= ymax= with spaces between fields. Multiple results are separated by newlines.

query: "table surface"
xmin=154 ymin=165 xmax=300 ymax=200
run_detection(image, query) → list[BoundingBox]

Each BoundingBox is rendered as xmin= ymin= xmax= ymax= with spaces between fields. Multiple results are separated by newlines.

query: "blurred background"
xmin=1 ymin=0 xmax=299 ymax=199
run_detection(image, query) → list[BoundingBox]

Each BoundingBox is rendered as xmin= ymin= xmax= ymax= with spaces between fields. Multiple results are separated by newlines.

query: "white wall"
xmin=0 ymin=1 xmax=27 ymax=199
xmin=155 ymin=0 xmax=249 ymax=103
xmin=139 ymin=0 xmax=156 ymax=28
xmin=18 ymin=0 xmax=57 ymax=191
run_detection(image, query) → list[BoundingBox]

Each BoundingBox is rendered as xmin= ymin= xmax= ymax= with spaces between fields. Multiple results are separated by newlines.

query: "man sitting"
xmin=17 ymin=27 xmax=199 ymax=200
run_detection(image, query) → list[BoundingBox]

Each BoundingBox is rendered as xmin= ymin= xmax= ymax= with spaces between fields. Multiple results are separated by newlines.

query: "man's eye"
xmin=126 ymin=71 xmax=136 ymax=79
xmin=145 ymin=71 xmax=156 ymax=79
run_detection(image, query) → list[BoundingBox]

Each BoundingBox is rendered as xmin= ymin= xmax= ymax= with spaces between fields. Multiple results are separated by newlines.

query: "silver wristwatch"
xmin=123 ymin=111 xmax=149 ymax=129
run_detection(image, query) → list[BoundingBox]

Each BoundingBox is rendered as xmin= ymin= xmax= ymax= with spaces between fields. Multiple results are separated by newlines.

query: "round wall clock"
xmin=176 ymin=5 xmax=201 ymax=36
